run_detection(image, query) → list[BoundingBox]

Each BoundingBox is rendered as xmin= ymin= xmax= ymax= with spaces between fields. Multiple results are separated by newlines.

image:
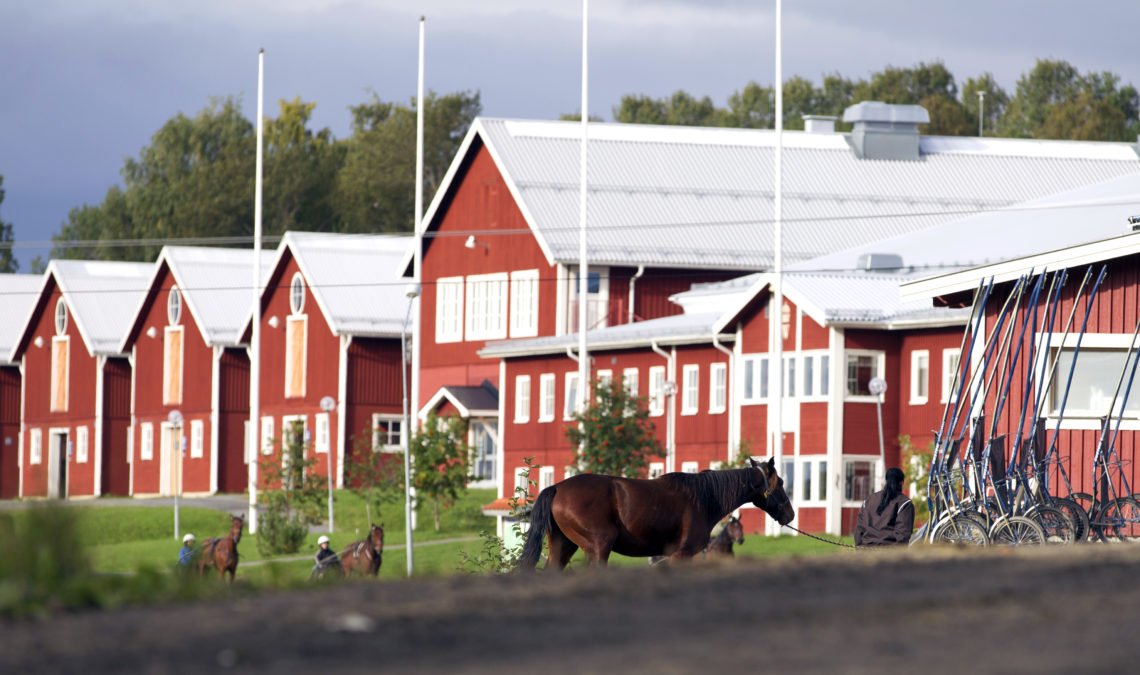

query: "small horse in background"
xmin=199 ymin=513 xmax=243 ymax=583
xmin=705 ymin=516 xmax=745 ymax=557
xmin=520 ymin=457 xmax=794 ymax=570
xmin=341 ymin=523 xmax=384 ymax=577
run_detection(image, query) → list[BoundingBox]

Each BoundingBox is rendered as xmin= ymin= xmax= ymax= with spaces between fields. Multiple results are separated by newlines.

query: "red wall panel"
xmin=218 ymin=348 xmax=250 ymax=493
xmin=0 ymin=366 xmax=20 ymax=498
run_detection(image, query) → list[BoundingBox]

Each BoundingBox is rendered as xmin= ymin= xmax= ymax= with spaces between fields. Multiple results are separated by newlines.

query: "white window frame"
xmin=845 ymin=350 xmax=886 ymax=402
xmin=514 ymin=375 xmax=531 ymax=424
xmin=622 ymin=368 xmax=639 ymax=397
xmin=741 ymin=354 xmax=769 ymax=404
xmin=681 ymin=364 xmax=699 ymax=415
xmin=509 ymin=269 xmax=540 ymax=338
xmin=435 ymin=276 xmax=464 ymax=344
xmin=648 ymin=365 xmax=666 ymax=417
xmin=372 ymin=414 xmax=403 ymax=453
xmin=709 ymin=460 xmax=724 ymax=470
xmin=465 ymin=272 xmax=508 ymax=341
xmin=167 ymin=287 xmax=182 ymax=325
xmin=783 ymin=354 xmax=797 ymax=399
xmin=30 ymin=428 xmax=42 ymax=465
xmin=141 ymin=423 xmax=154 ymax=461
xmin=260 ymin=416 xmax=274 ymax=455
xmin=648 ymin=461 xmax=665 ymax=479
xmin=941 ymin=348 xmax=961 ymax=404
xmin=514 ymin=466 xmax=529 ymax=495
xmin=709 ymin=362 xmax=727 ymax=414
xmin=563 ymin=372 xmax=580 ymax=421
xmin=788 ymin=456 xmax=829 ymax=505
xmin=910 ymin=349 xmax=930 ymax=405
xmin=843 ymin=456 xmax=880 ymax=506
xmin=55 ymin=298 xmax=68 ymax=335
xmin=75 ymin=425 xmax=88 ymax=464
xmin=314 ymin=413 xmax=330 ymax=454
xmin=190 ymin=419 xmax=204 ymax=459
xmin=289 ymin=272 xmax=306 ymax=315
xmin=539 ymin=466 xmax=555 ymax=491
xmin=681 ymin=461 xmax=699 ymax=473
xmin=539 ymin=373 xmax=556 ymax=423
xmin=596 ymin=369 xmax=613 ymax=399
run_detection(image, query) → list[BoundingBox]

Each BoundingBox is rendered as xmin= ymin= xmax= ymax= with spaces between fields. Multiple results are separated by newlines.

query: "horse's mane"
xmin=659 ymin=468 xmax=758 ymax=519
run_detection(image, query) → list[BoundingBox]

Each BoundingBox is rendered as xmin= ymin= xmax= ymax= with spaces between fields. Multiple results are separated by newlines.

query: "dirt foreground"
xmin=4 ymin=545 xmax=1140 ymax=674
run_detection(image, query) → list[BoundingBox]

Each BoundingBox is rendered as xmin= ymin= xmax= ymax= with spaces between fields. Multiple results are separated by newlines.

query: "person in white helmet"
xmin=178 ymin=533 xmax=197 ymax=568
xmin=311 ymin=534 xmax=342 ymax=579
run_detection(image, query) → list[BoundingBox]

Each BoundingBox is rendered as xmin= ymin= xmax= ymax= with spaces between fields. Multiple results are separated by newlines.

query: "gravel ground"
xmin=4 ymin=545 xmax=1140 ymax=674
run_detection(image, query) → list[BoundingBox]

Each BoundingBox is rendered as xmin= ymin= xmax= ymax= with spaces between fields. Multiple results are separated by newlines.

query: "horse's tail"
xmin=518 ymin=485 xmax=556 ymax=572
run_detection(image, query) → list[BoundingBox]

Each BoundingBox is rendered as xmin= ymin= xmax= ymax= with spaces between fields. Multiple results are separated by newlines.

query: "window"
xmin=284 ymin=315 xmax=307 ymax=398
xmin=514 ymin=467 xmax=529 ymax=495
xmin=845 ymin=351 xmax=884 ymax=398
xmin=941 ymin=349 xmax=961 ymax=403
xmin=742 ymin=355 xmax=769 ymax=403
xmin=163 ymin=326 xmax=184 ymax=405
xmin=682 ymin=365 xmax=699 ymax=415
xmin=514 ymin=375 xmax=531 ymax=423
xmin=141 ymin=423 xmax=154 ymax=461
xmin=539 ymin=466 xmax=555 ymax=491
xmin=190 ymin=420 xmax=204 ymax=459
xmin=471 ymin=421 xmax=497 ymax=481
xmin=821 ymin=355 xmax=830 ymax=396
xmin=648 ymin=461 xmax=665 ymax=479
xmin=314 ymin=413 xmax=330 ymax=454
xmin=804 ymin=355 xmax=815 ymax=397
xmin=681 ymin=461 xmax=699 ymax=473
xmin=260 ymin=417 xmax=274 ymax=455
xmin=435 ymin=276 xmax=464 ymax=343
xmin=289 ymin=273 xmax=305 ymax=315
xmin=372 ymin=415 xmax=403 ymax=452
xmin=539 ymin=374 xmax=556 ymax=422
xmin=789 ymin=458 xmax=829 ymax=504
xmin=30 ymin=429 xmax=42 ymax=465
xmin=784 ymin=356 xmax=797 ymax=398
xmin=596 ymin=369 xmax=613 ymax=395
xmin=910 ymin=350 xmax=930 ymax=405
xmin=710 ymin=363 xmax=727 ymax=413
xmin=709 ymin=460 xmax=724 ymax=470
xmin=564 ymin=372 xmax=580 ymax=420
xmin=1052 ymin=348 xmax=1140 ymax=417
xmin=54 ymin=298 xmax=67 ymax=335
xmin=50 ymin=336 xmax=69 ymax=412
xmin=622 ymin=368 xmax=639 ymax=397
xmin=648 ymin=366 xmax=666 ymax=416
xmin=844 ymin=459 xmax=875 ymax=502
xmin=465 ymin=272 xmax=508 ymax=340
xmin=818 ymin=460 xmax=828 ymax=501
xmin=167 ymin=287 xmax=182 ymax=325
xmin=509 ymin=269 xmax=539 ymax=338
xmin=782 ymin=459 xmax=795 ymax=501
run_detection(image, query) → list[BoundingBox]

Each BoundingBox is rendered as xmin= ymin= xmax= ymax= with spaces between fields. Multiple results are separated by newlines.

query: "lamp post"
xmin=663 ymin=380 xmax=677 ymax=473
xmin=401 ymin=282 xmax=421 ymax=577
xmin=869 ymin=377 xmax=888 ymax=484
xmin=320 ymin=395 xmax=337 ymax=534
xmin=168 ymin=409 xmax=183 ymax=540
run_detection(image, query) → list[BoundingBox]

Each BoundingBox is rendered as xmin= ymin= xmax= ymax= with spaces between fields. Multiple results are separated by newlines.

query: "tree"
xmin=961 ymin=73 xmax=1010 ymax=136
xmin=0 ymin=175 xmax=18 ymax=272
xmin=566 ymin=379 xmax=663 ymax=478
xmin=724 ymin=82 xmax=774 ymax=128
xmin=998 ymin=59 xmax=1139 ymax=140
xmin=262 ymin=98 xmax=344 ymax=236
xmin=345 ymin=428 xmax=404 ymax=527
xmin=410 ymin=413 xmax=471 ymax=531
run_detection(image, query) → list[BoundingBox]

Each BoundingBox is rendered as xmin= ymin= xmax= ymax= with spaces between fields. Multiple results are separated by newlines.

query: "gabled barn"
xmin=0 ymin=273 xmax=45 ymax=498
xmin=121 ymin=247 xmax=274 ymax=497
xmin=12 ymin=260 xmax=151 ymax=498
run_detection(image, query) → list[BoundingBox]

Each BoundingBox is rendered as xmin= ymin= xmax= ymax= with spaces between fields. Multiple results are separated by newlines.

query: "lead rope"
xmin=781 ymin=524 xmax=857 ymax=549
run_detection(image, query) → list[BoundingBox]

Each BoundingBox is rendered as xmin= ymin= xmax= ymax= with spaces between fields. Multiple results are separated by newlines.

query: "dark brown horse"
xmin=520 ymin=458 xmax=793 ymax=570
xmin=341 ymin=523 xmax=384 ymax=577
xmin=705 ymin=515 xmax=745 ymax=557
xmin=198 ymin=513 xmax=243 ymax=582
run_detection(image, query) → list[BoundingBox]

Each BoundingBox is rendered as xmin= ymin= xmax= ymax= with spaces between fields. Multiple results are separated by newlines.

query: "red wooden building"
xmin=251 ymin=232 xmax=411 ymax=488
xmin=12 ymin=260 xmax=151 ymax=498
xmin=0 ymin=273 xmax=45 ymax=498
xmin=121 ymin=247 xmax=274 ymax=497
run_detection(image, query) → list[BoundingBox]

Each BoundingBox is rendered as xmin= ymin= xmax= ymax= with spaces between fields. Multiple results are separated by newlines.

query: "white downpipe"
xmin=628 ymin=264 xmax=645 ymax=324
xmin=577 ymin=0 xmax=590 ymax=427
xmin=248 ymin=49 xmax=264 ymax=534
xmin=651 ymin=340 xmax=674 ymax=473
xmin=769 ymin=0 xmax=784 ymax=537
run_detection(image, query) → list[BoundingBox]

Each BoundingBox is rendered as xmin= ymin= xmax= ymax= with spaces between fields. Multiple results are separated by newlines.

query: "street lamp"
xmin=320 ymin=395 xmax=337 ymax=534
xmin=663 ymin=380 xmax=677 ymax=473
xmin=168 ymin=409 xmax=184 ymax=540
xmin=401 ymin=282 xmax=420 ymax=577
xmin=869 ymin=377 xmax=888 ymax=483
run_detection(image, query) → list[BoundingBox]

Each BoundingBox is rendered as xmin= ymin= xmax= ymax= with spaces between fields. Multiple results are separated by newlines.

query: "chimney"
xmin=842 ymin=101 xmax=929 ymax=161
xmin=803 ymin=115 xmax=837 ymax=134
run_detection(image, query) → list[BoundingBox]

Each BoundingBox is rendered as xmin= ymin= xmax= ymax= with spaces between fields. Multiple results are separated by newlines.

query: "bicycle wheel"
xmin=1030 ymin=505 xmax=1075 ymax=545
xmin=1098 ymin=497 xmax=1140 ymax=543
xmin=1050 ymin=497 xmax=1090 ymax=543
xmin=989 ymin=516 xmax=1046 ymax=546
xmin=958 ymin=508 xmax=990 ymax=532
xmin=931 ymin=515 xmax=988 ymax=546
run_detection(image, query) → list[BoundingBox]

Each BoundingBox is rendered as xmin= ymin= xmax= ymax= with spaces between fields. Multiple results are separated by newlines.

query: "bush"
xmin=457 ymin=457 xmax=537 ymax=574
xmin=567 ymin=378 xmax=663 ymax=477
xmin=256 ymin=432 xmax=328 ymax=555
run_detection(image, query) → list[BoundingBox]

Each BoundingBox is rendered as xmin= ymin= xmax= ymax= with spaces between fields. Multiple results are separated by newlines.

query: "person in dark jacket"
xmin=854 ymin=467 xmax=914 ymax=547
xmin=311 ymin=535 xmax=341 ymax=578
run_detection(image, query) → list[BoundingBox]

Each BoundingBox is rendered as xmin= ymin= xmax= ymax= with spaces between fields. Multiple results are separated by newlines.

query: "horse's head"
xmin=370 ymin=523 xmax=385 ymax=549
xmin=726 ymin=516 xmax=744 ymax=546
xmin=749 ymin=458 xmax=795 ymax=526
xmin=230 ymin=514 xmax=245 ymax=542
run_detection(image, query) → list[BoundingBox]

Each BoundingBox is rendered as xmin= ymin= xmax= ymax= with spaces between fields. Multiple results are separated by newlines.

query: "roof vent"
xmin=856 ymin=252 xmax=904 ymax=272
xmin=803 ymin=115 xmax=837 ymax=134
xmin=843 ymin=101 xmax=929 ymax=161
xmin=1129 ymin=215 xmax=1140 ymax=231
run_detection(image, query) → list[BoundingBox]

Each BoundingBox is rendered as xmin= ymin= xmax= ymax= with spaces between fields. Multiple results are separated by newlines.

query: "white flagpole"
xmin=577 ymin=0 xmax=589 ymax=419
xmin=248 ymin=48 xmax=265 ymax=534
xmin=769 ymin=0 xmax=784 ymax=533
xmin=406 ymin=15 xmax=427 ymax=578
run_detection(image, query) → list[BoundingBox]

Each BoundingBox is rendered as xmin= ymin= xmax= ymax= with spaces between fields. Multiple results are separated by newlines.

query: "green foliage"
xmin=458 ymin=457 xmax=537 ymax=574
xmin=998 ymin=59 xmax=1140 ymax=140
xmin=0 ymin=175 xmax=18 ymax=272
xmin=725 ymin=440 xmax=755 ymax=468
xmin=256 ymin=432 xmax=328 ymax=555
xmin=567 ymin=378 xmax=663 ymax=478
xmin=411 ymin=413 xmax=471 ymax=531
xmin=345 ymin=427 xmax=404 ymax=526
xmin=899 ymin=435 xmax=934 ymax=525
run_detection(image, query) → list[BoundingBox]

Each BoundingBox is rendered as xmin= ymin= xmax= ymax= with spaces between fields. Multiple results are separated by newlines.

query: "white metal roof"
xmin=417 ymin=117 xmax=1140 ymax=273
xmin=0 ymin=274 xmax=46 ymax=365
xmin=277 ymin=232 xmax=414 ymax=338
xmin=479 ymin=312 xmax=729 ymax=358
xmin=122 ymin=247 xmax=277 ymax=351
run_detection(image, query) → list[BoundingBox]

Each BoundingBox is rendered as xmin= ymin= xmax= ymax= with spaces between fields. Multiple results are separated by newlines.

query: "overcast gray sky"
xmin=2 ymin=0 xmax=1138 ymax=268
